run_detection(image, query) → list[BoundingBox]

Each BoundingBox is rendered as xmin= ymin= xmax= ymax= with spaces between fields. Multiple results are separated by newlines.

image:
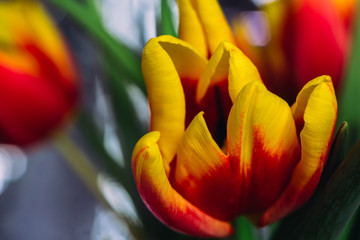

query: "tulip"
xmin=0 ymin=0 xmax=79 ymax=146
xmin=132 ymin=34 xmax=337 ymax=237
xmin=234 ymin=0 xmax=356 ymax=103
xmin=132 ymin=0 xmax=338 ymax=237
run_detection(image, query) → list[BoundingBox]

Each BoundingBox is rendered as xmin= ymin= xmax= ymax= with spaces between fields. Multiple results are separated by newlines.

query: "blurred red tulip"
xmin=0 ymin=0 xmax=79 ymax=146
xmin=234 ymin=0 xmax=357 ymax=103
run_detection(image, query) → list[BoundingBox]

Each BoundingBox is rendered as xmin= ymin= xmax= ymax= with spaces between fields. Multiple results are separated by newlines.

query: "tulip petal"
xmin=175 ymin=112 xmax=228 ymax=181
xmin=196 ymin=41 xmax=262 ymax=104
xmin=259 ymin=76 xmax=337 ymax=226
xmin=227 ymin=81 xmax=300 ymax=214
xmin=0 ymin=48 xmax=37 ymax=77
xmin=142 ymin=36 xmax=207 ymax=174
xmin=194 ymin=0 xmax=236 ymax=55
xmin=177 ymin=0 xmax=207 ymax=58
xmin=331 ymin=0 xmax=357 ymax=30
xmin=0 ymin=65 xmax=74 ymax=145
xmin=178 ymin=0 xmax=235 ymax=57
xmin=132 ymin=132 xmax=233 ymax=238
xmin=173 ymin=112 xmax=236 ymax=220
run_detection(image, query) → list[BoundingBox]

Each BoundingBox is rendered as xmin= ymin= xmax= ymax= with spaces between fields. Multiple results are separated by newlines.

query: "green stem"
xmin=235 ymin=217 xmax=255 ymax=240
xmin=52 ymin=132 xmax=144 ymax=239
xmin=53 ymin=132 xmax=102 ymax=200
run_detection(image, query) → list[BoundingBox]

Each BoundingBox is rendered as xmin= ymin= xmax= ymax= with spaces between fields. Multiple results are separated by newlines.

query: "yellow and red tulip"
xmin=234 ymin=0 xmax=357 ymax=103
xmin=0 ymin=0 xmax=79 ymax=146
xmin=132 ymin=1 xmax=338 ymax=237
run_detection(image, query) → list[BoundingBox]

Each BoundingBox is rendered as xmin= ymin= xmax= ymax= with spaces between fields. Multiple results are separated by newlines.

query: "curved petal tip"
xmin=132 ymin=132 xmax=233 ymax=238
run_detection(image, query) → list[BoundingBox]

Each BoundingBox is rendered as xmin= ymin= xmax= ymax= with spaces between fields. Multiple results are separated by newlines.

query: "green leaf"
xmin=337 ymin=3 xmax=360 ymax=148
xmin=272 ymin=138 xmax=360 ymax=240
xmin=160 ymin=0 xmax=177 ymax=37
xmin=318 ymin=121 xmax=348 ymax=189
xmin=46 ymin=0 xmax=145 ymax=92
xmin=75 ymin=111 xmax=131 ymax=186
xmin=103 ymin=56 xmax=144 ymax=160
xmin=346 ymin=208 xmax=360 ymax=240
xmin=338 ymin=208 xmax=358 ymax=240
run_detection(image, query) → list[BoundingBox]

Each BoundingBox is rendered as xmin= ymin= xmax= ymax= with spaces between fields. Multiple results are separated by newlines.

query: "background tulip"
xmin=0 ymin=0 xmax=79 ymax=146
xmin=234 ymin=0 xmax=356 ymax=103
